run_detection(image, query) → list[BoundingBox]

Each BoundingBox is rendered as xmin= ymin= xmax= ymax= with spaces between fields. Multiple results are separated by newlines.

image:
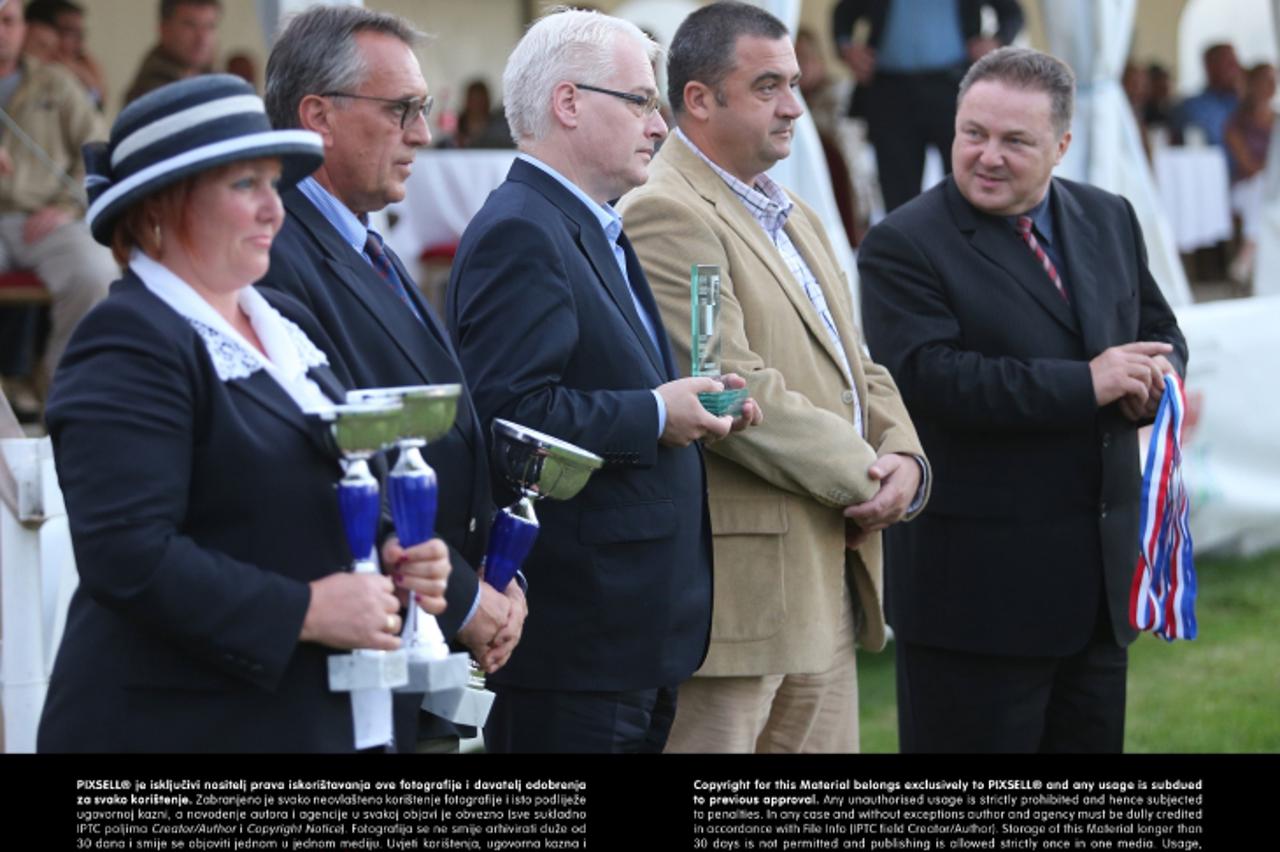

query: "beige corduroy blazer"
xmin=618 ymin=133 xmax=928 ymax=676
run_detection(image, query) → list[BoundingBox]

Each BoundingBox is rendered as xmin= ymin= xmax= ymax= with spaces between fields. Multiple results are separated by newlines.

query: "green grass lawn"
xmin=858 ymin=549 xmax=1280 ymax=753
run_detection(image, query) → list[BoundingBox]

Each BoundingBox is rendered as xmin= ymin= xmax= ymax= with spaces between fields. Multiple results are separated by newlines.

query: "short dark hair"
xmin=264 ymin=4 xmax=420 ymax=130
xmin=958 ymin=46 xmax=1076 ymax=138
xmin=23 ymin=0 xmax=74 ymax=26
xmin=666 ymin=0 xmax=788 ymax=115
xmin=159 ymin=0 xmax=220 ymax=22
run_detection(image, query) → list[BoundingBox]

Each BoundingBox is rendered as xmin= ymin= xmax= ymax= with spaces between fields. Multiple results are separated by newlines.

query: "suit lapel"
xmin=1050 ymin=179 xmax=1106 ymax=355
xmin=226 ymin=371 xmax=337 ymax=461
xmin=511 ymin=160 xmax=667 ymax=379
xmin=667 ymin=135 xmax=853 ymax=382
xmin=287 ymin=191 xmax=437 ymax=384
xmin=383 ymin=240 xmax=459 ymax=357
xmin=619 ymin=231 xmax=677 ymax=379
xmin=945 ymin=179 xmax=1080 ymax=335
xmin=284 ymin=190 xmax=478 ymax=457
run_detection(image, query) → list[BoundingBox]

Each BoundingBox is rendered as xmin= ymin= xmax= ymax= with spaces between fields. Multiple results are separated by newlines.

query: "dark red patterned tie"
xmin=1016 ymin=216 xmax=1068 ymax=302
xmin=365 ymin=232 xmax=424 ymax=324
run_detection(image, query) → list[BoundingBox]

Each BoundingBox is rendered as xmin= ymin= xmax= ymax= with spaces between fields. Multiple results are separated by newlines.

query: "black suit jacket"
xmin=257 ymin=187 xmax=491 ymax=641
xmin=447 ymin=158 xmax=713 ymax=691
xmin=39 ymin=275 xmax=356 ymax=752
xmin=858 ymin=177 xmax=1188 ymax=657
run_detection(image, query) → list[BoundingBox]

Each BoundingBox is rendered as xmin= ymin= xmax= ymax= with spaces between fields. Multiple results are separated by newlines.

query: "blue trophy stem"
xmin=337 ymin=457 xmax=380 ymax=568
xmin=388 ymin=444 xmax=439 ymax=549
xmin=482 ymin=496 xmax=539 ymax=591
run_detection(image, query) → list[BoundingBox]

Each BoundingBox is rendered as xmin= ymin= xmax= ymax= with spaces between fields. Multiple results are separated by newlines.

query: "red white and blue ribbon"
xmin=1129 ymin=373 xmax=1197 ymax=641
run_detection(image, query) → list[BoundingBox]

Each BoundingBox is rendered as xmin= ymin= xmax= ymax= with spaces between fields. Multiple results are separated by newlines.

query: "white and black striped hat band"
xmin=84 ymin=74 xmax=324 ymax=245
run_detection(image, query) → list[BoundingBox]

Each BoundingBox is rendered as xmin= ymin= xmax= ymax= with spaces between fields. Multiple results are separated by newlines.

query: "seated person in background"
xmin=123 ymin=0 xmax=219 ymax=105
xmin=19 ymin=0 xmax=57 ymax=61
xmin=0 ymin=0 xmax=112 ymax=405
xmin=1224 ymin=63 xmax=1275 ymax=287
xmin=1175 ymin=43 xmax=1241 ymax=146
xmin=1144 ymin=62 xmax=1175 ymax=130
xmin=225 ymin=50 xmax=255 ymax=89
xmin=438 ymin=79 xmax=515 ymax=149
xmin=37 ymin=75 xmax=451 ymax=752
xmin=1121 ymin=62 xmax=1153 ymax=161
xmin=23 ymin=0 xmax=104 ymax=106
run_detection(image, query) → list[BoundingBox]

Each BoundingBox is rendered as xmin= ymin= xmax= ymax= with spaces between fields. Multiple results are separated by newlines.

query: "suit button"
xmin=1102 ymin=433 xmax=1112 ymax=448
xmin=469 ymin=517 xmax=477 ymax=533
xmin=841 ymin=390 xmax=855 ymax=405
xmin=1099 ymin=501 xmax=1108 ymax=518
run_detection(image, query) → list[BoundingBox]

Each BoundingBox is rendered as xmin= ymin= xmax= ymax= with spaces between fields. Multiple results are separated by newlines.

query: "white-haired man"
xmin=447 ymin=7 xmax=761 ymax=753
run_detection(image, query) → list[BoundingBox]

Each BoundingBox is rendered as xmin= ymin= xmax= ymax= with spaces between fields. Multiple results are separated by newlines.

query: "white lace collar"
xmin=130 ymin=251 xmax=333 ymax=413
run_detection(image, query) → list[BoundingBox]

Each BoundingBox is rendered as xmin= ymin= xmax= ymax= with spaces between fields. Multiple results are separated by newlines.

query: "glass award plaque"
xmin=691 ymin=264 xmax=747 ymax=417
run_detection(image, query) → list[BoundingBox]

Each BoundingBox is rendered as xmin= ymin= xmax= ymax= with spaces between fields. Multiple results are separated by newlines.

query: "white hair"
xmin=503 ymin=6 xmax=663 ymax=144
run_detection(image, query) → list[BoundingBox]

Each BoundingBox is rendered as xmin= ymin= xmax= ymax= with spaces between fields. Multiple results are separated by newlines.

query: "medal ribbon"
xmin=1128 ymin=373 xmax=1197 ymax=641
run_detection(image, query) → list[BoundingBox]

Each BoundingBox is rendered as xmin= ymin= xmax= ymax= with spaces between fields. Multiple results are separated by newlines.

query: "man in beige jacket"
xmin=619 ymin=0 xmax=928 ymax=753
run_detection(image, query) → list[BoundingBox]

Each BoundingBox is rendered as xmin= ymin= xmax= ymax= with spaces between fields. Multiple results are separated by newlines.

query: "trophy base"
xmin=395 ymin=650 xmax=472 ymax=694
xmin=328 ymin=649 xmax=409 ymax=691
xmin=698 ymin=387 xmax=747 ymax=417
xmin=422 ymin=682 xmax=496 ymax=728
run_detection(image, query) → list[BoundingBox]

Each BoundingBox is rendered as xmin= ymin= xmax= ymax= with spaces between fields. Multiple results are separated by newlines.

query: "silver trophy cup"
xmin=325 ymin=400 xmax=410 ymax=691
xmin=345 ymin=385 xmax=472 ymax=700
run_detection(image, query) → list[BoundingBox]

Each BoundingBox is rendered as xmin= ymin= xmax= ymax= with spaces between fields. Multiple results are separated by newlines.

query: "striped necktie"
xmin=364 ymin=231 xmax=424 ymax=324
xmin=1016 ymin=216 xmax=1068 ymax=302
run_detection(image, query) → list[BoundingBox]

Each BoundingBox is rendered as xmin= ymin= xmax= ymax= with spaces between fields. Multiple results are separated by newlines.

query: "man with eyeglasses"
xmin=618 ymin=1 xmax=928 ymax=754
xmin=447 ymin=7 xmax=761 ymax=754
xmin=256 ymin=5 xmax=523 ymax=753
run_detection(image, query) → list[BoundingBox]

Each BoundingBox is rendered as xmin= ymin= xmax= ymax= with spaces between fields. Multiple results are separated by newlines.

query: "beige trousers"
xmin=0 ymin=215 xmax=115 ymax=389
xmin=665 ymin=586 xmax=860 ymax=753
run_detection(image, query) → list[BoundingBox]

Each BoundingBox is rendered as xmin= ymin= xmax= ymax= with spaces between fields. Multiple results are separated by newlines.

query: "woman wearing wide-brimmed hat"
xmin=36 ymin=75 xmax=449 ymax=752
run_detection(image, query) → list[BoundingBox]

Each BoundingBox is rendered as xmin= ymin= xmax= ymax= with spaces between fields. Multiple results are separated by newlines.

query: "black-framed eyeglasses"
xmin=322 ymin=91 xmax=434 ymax=129
xmin=574 ymin=83 xmax=661 ymax=117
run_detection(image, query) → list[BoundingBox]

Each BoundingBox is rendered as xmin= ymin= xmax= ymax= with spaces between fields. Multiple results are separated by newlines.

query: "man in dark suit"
xmin=447 ymin=7 xmax=760 ymax=753
xmin=255 ymin=5 xmax=523 ymax=750
xmin=858 ymin=47 xmax=1188 ymax=752
xmin=833 ymin=0 xmax=1024 ymax=212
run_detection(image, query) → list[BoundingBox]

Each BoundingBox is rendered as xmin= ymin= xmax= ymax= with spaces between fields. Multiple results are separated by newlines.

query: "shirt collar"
xmin=130 ymin=250 xmax=320 ymax=380
xmin=517 ymin=152 xmax=623 ymax=244
xmin=297 ymin=175 xmax=378 ymax=253
xmin=675 ymin=128 xmax=793 ymax=236
xmin=1009 ymin=183 xmax=1055 ymax=246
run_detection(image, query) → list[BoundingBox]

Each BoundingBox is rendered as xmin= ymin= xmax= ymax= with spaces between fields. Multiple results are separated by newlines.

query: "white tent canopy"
xmin=1040 ymin=0 xmax=1194 ymax=307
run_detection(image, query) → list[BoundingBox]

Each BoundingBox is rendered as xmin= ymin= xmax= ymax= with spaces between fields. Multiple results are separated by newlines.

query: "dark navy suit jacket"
xmin=258 ymin=187 xmax=498 ymax=744
xmin=258 ymin=187 xmax=492 ymax=640
xmin=39 ymin=275 xmax=357 ymax=752
xmin=447 ymin=158 xmax=713 ymax=692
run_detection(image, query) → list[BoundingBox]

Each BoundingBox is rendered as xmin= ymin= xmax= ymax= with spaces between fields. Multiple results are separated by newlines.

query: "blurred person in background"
xmin=443 ymin=79 xmax=514 ymax=149
xmin=1224 ymin=62 xmax=1275 ymax=287
xmin=124 ymin=0 xmax=220 ymax=105
xmin=1144 ymin=62 xmax=1175 ymax=130
xmin=19 ymin=0 xmax=55 ymax=61
xmin=832 ymin=0 xmax=1024 ymax=213
xmin=24 ymin=1 xmax=104 ymax=106
xmin=1175 ymin=43 xmax=1242 ymax=146
xmin=225 ymin=51 xmax=257 ymax=91
xmin=0 ymin=0 xmax=112 ymax=413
